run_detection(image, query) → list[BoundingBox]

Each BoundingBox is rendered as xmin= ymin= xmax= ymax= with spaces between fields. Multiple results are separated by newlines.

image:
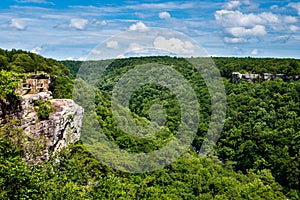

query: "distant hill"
xmin=61 ymin=56 xmax=300 ymax=79
xmin=0 ymin=53 xmax=299 ymax=199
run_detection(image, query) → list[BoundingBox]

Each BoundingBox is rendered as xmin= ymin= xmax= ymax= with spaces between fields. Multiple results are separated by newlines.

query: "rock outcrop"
xmin=0 ymin=91 xmax=84 ymax=163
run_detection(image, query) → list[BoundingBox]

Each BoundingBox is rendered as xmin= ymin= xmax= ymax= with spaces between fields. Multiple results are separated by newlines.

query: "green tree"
xmin=0 ymin=70 xmax=21 ymax=103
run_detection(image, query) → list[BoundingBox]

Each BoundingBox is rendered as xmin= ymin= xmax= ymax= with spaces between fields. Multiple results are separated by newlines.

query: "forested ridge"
xmin=0 ymin=49 xmax=299 ymax=199
xmin=0 ymin=48 xmax=73 ymax=99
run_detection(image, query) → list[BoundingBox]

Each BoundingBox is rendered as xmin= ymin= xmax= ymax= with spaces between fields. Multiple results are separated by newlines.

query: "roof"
xmin=29 ymin=74 xmax=50 ymax=79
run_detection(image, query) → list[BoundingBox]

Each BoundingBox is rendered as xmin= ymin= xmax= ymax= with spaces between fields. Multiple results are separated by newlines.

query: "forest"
xmin=0 ymin=48 xmax=299 ymax=199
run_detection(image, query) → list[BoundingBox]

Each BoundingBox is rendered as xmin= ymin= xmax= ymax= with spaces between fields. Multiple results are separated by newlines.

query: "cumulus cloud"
xmin=216 ymin=10 xmax=298 ymax=27
xmin=91 ymin=19 xmax=107 ymax=26
xmin=153 ymin=36 xmax=195 ymax=55
xmin=270 ymin=5 xmax=286 ymax=11
xmin=289 ymin=2 xmax=300 ymax=16
xmin=215 ymin=10 xmax=275 ymax=27
xmin=129 ymin=21 xmax=147 ymax=30
xmin=223 ymin=1 xmax=241 ymax=10
xmin=259 ymin=12 xmax=279 ymax=23
xmin=10 ymin=18 xmax=26 ymax=30
xmin=159 ymin=11 xmax=171 ymax=19
xmin=283 ymin=16 xmax=298 ymax=24
xmin=290 ymin=25 xmax=300 ymax=32
xmin=215 ymin=10 xmax=261 ymax=27
xmin=91 ymin=49 xmax=102 ymax=55
xmin=106 ymin=40 xmax=119 ymax=49
xmin=100 ymin=20 xmax=107 ymax=25
xmin=126 ymin=43 xmax=142 ymax=52
xmin=215 ymin=3 xmax=300 ymax=44
xmin=224 ymin=37 xmax=247 ymax=43
xmin=251 ymin=49 xmax=258 ymax=55
xmin=225 ymin=25 xmax=267 ymax=37
xmin=31 ymin=46 xmax=44 ymax=54
xmin=69 ymin=18 xmax=88 ymax=30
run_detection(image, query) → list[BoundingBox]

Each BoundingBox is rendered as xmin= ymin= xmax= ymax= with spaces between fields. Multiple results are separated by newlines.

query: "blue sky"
xmin=0 ymin=0 xmax=299 ymax=60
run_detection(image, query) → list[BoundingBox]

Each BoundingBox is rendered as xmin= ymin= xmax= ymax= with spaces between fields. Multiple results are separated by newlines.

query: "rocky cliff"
xmin=0 ymin=91 xmax=84 ymax=164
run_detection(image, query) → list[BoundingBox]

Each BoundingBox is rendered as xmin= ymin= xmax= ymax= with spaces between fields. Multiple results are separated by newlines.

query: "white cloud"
xmin=288 ymin=2 xmax=300 ymax=16
xmin=66 ymin=56 xmax=86 ymax=61
xmin=69 ymin=18 xmax=88 ymax=30
xmin=251 ymin=49 xmax=258 ymax=55
xmin=129 ymin=21 xmax=147 ymax=30
xmin=91 ymin=19 xmax=107 ymax=26
xmin=290 ymin=25 xmax=300 ymax=32
xmin=215 ymin=10 xmax=234 ymax=21
xmin=215 ymin=5 xmax=299 ymax=45
xmin=224 ymin=37 xmax=247 ymax=43
xmin=259 ymin=12 xmax=279 ymax=23
xmin=116 ymin=54 xmax=125 ymax=59
xmin=270 ymin=4 xmax=286 ymax=11
xmin=106 ymin=40 xmax=119 ymax=49
xmin=100 ymin=20 xmax=107 ymax=25
xmin=10 ymin=18 xmax=26 ymax=30
xmin=134 ymin=12 xmax=152 ymax=18
xmin=125 ymin=2 xmax=197 ymax=10
xmin=284 ymin=16 xmax=298 ymax=23
xmin=15 ymin=0 xmax=54 ymax=5
xmin=215 ymin=10 xmax=297 ymax=28
xmin=91 ymin=49 xmax=102 ymax=55
xmin=66 ymin=57 xmax=74 ymax=60
xmin=126 ymin=43 xmax=142 ymax=52
xmin=31 ymin=46 xmax=43 ymax=54
xmin=1 ymin=0 xmax=299 ymax=60
xmin=223 ymin=1 xmax=241 ymax=10
xmin=215 ymin=10 xmax=263 ymax=27
xmin=159 ymin=11 xmax=171 ymax=19
xmin=225 ymin=25 xmax=267 ymax=37
xmin=153 ymin=36 xmax=195 ymax=55
xmin=274 ymin=35 xmax=290 ymax=43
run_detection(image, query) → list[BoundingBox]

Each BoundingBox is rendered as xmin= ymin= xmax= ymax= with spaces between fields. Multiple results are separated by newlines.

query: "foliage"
xmin=0 ymin=48 xmax=73 ymax=99
xmin=0 ymin=121 xmax=49 ymax=199
xmin=1 ymin=128 xmax=286 ymax=199
xmin=0 ymin=70 xmax=22 ymax=103
xmin=1 ymin=54 xmax=300 ymax=199
xmin=34 ymin=100 xmax=54 ymax=120
xmin=60 ymin=60 xmax=82 ymax=78
xmin=216 ymin=78 xmax=300 ymax=197
xmin=213 ymin=57 xmax=300 ymax=78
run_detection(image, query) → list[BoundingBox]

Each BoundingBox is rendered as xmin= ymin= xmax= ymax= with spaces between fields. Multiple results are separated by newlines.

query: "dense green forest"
xmin=0 ymin=49 xmax=300 ymax=199
xmin=0 ymin=48 xmax=73 ymax=99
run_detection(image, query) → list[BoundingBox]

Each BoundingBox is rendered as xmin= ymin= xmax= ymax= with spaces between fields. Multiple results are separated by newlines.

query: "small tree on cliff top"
xmin=0 ymin=70 xmax=21 ymax=103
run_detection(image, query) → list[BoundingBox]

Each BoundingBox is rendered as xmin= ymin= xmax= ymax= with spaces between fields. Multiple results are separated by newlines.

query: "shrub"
xmin=34 ymin=100 xmax=54 ymax=120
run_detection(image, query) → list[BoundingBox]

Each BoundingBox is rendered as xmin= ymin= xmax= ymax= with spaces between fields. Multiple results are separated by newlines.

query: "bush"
xmin=34 ymin=100 xmax=54 ymax=120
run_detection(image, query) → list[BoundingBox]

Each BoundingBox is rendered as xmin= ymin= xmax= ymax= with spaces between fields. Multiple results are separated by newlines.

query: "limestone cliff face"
xmin=0 ymin=92 xmax=84 ymax=163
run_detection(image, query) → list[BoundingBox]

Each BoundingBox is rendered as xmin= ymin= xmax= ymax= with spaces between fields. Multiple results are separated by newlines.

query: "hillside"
xmin=0 ymin=48 xmax=73 ymax=99
xmin=0 ymin=50 xmax=299 ymax=199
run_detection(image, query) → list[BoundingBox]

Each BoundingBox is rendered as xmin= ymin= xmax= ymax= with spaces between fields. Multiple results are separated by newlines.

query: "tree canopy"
xmin=0 ymin=53 xmax=299 ymax=199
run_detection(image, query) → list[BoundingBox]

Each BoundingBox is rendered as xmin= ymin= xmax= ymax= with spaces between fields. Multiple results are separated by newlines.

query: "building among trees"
xmin=16 ymin=73 xmax=51 ymax=95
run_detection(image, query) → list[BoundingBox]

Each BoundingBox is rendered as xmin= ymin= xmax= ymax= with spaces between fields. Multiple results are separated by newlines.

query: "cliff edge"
xmin=0 ymin=91 xmax=84 ymax=164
